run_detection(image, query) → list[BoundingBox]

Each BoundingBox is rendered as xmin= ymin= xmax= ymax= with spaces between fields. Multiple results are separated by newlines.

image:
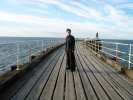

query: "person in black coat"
xmin=65 ymin=28 xmax=76 ymax=72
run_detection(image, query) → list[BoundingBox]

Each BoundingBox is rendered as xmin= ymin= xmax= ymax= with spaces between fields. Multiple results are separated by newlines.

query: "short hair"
xmin=66 ymin=28 xmax=71 ymax=34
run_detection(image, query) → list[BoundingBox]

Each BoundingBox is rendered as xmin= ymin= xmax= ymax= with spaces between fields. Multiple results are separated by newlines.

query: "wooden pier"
xmin=0 ymin=42 xmax=133 ymax=100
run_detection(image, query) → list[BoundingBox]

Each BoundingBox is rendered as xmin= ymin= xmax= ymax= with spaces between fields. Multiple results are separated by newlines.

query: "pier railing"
xmin=0 ymin=39 xmax=64 ymax=72
xmin=85 ymin=40 xmax=133 ymax=69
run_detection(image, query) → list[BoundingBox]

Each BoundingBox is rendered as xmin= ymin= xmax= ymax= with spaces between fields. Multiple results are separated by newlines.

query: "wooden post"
xmin=91 ymin=40 xmax=93 ymax=51
xmin=98 ymin=41 xmax=99 ymax=53
xmin=95 ymin=40 xmax=97 ymax=54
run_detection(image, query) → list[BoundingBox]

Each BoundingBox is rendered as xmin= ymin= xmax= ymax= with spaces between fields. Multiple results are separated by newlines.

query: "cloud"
xmin=0 ymin=11 xmax=50 ymax=24
xmin=0 ymin=10 xmax=117 ymax=37
xmin=26 ymin=0 xmax=133 ymax=26
xmin=0 ymin=0 xmax=133 ymax=39
xmin=118 ymin=3 xmax=133 ymax=9
xmin=104 ymin=5 xmax=133 ymax=27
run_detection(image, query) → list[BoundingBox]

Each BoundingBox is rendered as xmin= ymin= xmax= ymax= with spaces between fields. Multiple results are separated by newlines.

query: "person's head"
xmin=66 ymin=28 xmax=71 ymax=35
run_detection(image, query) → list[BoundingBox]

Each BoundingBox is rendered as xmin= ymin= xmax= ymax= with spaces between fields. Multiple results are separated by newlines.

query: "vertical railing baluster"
xmin=115 ymin=43 xmax=118 ymax=62
xmin=16 ymin=43 xmax=20 ymax=70
xmin=28 ymin=46 xmax=32 ymax=63
xmin=91 ymin=41 xmax=92 ymax=50
xmin=91 ymin=40 xmax=93 ymax=50
xmin=98 ymin=41 xmax=99 ymax=53
xmin=128 ymin=44 xmax=132 ymax=69
xmin=41 ymin=40 xmax=44 ymax=52
xmin=95 ymin=40 xmax=97 ymax=54
xmin=48 ymin=40 xmax=50 ymax=48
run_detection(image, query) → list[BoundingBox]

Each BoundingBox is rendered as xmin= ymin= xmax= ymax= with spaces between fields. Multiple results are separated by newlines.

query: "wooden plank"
xmin=73 ymin=59 xmax=86 ymax=100
xmin=88 ymin=55 xmax=133 ymax=99
xmin=87 ymin=46 xmax=133 ymax=93
xmin=0 ymin=47 xmax=63 ymax=100
xmin=93 ymin=52 xmax=133 ymax=88
xmin=78 ymin=47 xmax=122 ymax=100
xmin=87 ymin=51 xmax=133 ymax=100
xmin=76 ymin=45 xmax=110 ymax=100
xmin=25 ymin=50 xmax=63 ymax=100
xmin=39 ymin=52 xmax=65 ymax=100
xmin=75 ymin=52 xmax=98 ymax=100
xmin=52 ymin=54 xmax=66 ymax=100
xmin=11 ymin=49 xmax=64 ymax=100
xmin=88 ymin=45 xmax=133 ymax=88
xmin=65 ymin=71 xmax=76 ymax=100
xmin=79 ymin=42 xmax=133 ymax=99
xmin=82 ymin=53 xmax=123 ymax=100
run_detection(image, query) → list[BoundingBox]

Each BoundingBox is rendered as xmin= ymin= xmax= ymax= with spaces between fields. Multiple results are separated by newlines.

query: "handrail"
xmin=85 ymin=40 xmax=133 ymax=69
xmin=0 ymin=39 xmax=63 ymax=45
xmin=100 ymin=41 xmax=131 ymax=46
xmin=0 ymin=39 xmax=65 ymax=71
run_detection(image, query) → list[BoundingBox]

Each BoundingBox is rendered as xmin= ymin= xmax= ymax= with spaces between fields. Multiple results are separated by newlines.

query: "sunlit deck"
xmin=0 ymin=42 xmax=133 ymax=100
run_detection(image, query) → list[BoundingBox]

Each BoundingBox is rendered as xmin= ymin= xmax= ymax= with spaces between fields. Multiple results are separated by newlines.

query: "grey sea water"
xmin=0 ymin=37 xmax=133 ymax=72
xmin=102 ymin=39 xmax=133 ymax=68
xmin=0 ymin=37 xmax=64 ymax=72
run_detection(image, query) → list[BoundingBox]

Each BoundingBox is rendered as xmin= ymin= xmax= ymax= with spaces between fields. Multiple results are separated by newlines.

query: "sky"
xmin=0 ymin=0 xmax=133 ymax=39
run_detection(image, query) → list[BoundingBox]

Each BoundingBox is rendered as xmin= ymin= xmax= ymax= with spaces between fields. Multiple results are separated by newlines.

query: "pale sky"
xmin=0 ymin=0 xmax=133 ymax=39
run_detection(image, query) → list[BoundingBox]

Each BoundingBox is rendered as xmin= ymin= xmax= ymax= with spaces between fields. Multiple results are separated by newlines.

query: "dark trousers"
xmin=66 ymin=50 xmax=76 ymax=71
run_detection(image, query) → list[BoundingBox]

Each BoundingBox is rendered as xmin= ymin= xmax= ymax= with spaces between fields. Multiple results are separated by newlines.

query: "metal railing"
xmin=0 ymin=39 xmax=64 ymax=72
xmin=85 ymin=40 xmax=133 ymax=69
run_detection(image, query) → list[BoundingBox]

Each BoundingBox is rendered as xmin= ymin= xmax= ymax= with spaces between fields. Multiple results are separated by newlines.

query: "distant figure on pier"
xmin=96 ymin=32 xmax=99 ymax=39
xmin=65 ymin=28 xmax=76 ymax=72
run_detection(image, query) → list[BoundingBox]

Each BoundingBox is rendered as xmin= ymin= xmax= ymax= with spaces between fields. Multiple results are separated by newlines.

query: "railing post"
xmin=48 ymin=40 xmax=51 ymax=48
xmin=50 ymin=40 xmax=52 ymax=48
xmin=115 ymin=43 xmax=119 ymax=62
xmin=28 ymin=47 xmax=32 ymax=63
xmin=88 ymin=41 xmax=90 ymax=49
xmin=128 ymin=44 xmax=132 ymax=69
xmin=95 ymin=40 xmax=97 ymax=54
xmin=90 ymin=41 xmax=92 ymax=50
xmin=16 ymin=43 xmax=20 ymax=70
xmin=41 ymin=40 xmax=44 ymax=52
xmin=91 ymin=40 xmax=93 ymax=50
xmin=98 ymin=41 xmax=99 ymax=53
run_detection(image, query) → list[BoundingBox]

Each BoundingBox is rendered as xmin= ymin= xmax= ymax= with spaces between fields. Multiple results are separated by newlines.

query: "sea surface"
xmin=0 ymin=37 xmax=64 ymax=72
xmin=0 ymin=37 xmax=133 ymax=72
xmin=102 ymin=39 xmax=133 ymax=68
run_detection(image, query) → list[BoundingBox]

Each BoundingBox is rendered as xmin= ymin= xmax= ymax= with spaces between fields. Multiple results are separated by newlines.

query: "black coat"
xmin=65 ymin=35 xmax=76 ymax=70
xmin=65 ymin=35 xmax=75 ymax=52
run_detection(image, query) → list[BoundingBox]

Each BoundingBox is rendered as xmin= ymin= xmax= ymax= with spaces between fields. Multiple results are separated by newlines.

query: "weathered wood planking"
xmin=78 ymin=42 xmax=133 ymax=100
xmin=65 ymin=70 xmax=76 ymax=100
xmin=53 ymin=54 xmax=66 ymax=100
xmin=76 ymin=45 xmax=110 ymax=100
xmin=78 ymin=45 xmax=123 ymax=100
xmin=85 ymin=51 xmax=133 ymax=100
xmin=24 ymin=49 xmax=64 ymax=100
xmin=73 ymin=62 xmax=86 ymax=100
xmin=0 ymin=42 xmax=133 ymax=100
xmin=11 ymin=49 xmax=63 ymax=100
xmin=1 ymin=46 xmax=63 ymax=100
xmin=75 ymin=52 xmax=98 ymax=100
xmin=39 ymin=52 xmax=65 ymax=100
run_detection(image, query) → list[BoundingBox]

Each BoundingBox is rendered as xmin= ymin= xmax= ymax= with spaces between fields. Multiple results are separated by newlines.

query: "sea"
xmin=0 ymin=37 xmax=64 ymax=73
xmin=102 ymin=39 xmax=133 ymax=68
xmin=0 ymin=37 xmax=133 ymax=73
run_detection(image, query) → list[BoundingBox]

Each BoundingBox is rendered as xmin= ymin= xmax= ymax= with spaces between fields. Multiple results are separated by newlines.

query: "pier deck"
xmin=0 ymin=42 xmax=133 ymax=100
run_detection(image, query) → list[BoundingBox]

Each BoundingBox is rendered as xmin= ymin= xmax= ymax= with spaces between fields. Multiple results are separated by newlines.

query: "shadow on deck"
xmin=0 ymin=42 xmax=133 ymax=100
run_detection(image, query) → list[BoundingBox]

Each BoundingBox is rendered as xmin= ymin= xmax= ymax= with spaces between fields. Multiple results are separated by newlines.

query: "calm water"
xmin=0 ymin=37 xmax=64 ymax=72
xmin=0 ymin=37 xmax=133 ymax=72
xmin=102 ymin=39 xmax=133 ymax=68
